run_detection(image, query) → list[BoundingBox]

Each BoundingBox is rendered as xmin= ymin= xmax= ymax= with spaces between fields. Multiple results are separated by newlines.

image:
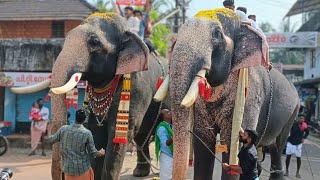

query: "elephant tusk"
xmin=181 ymin=69 xmax=206 ymax=108
xmin=10 ymin=79 xmax=51 ymax=94
xmin=51 ymin=73 xmax=82 ymax=94
xmin=153 ymin=75 xmax=169 ymax=102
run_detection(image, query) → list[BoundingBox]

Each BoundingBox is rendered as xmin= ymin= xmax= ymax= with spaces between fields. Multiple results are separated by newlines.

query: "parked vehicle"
xmin=0 ymin=122 xmax=9 ymax=156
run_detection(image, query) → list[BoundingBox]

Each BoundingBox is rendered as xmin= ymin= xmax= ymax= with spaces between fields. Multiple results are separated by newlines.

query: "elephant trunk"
xmin=170 ymin=50 xmax=207 ymax=179
xmin=50 ymin=48 xmax=87 ymax=180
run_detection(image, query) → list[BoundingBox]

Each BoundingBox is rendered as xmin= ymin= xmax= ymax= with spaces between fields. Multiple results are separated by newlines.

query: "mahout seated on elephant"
xmin=155 ymin=8 xmax=299 ymax=180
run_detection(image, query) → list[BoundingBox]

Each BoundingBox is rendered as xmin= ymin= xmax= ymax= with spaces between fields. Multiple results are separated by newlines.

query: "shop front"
xmin=1 ymin=72 xmax=85 ymax=134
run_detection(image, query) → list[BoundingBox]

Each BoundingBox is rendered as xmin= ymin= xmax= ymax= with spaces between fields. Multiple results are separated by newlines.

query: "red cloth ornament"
xmin=74 ymin=104 xmax=78 ymax=109
xmin=70 ymin=98 xmax=74 ymax=105
xmin=189 ymin=159 xmax=193 ymax=167
xmin=113 ymin=138 xmax=128 ymax=144
xmin=75 ymin=76 xmax=79 ymax=82
xmin=198 ymin=78 xmax=206 ymax=98
xmin=45 ymin=95 xmax=50 ymax=101
xmin=204 ymin=85 xmax=212 ymax=101
xmin=156 ymin=77 xmax=164 ymax=90
xmin=64 ymin=99 xmax=68 ymax=105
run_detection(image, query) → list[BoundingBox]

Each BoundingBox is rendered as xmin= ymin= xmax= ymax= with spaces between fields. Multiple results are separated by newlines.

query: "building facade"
xmin=0 ymin=0 xmax=97 ymax=133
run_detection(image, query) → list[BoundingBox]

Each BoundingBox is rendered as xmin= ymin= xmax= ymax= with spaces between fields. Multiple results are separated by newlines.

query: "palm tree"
xmin=93 ymin=0 xmax=110 ymax=12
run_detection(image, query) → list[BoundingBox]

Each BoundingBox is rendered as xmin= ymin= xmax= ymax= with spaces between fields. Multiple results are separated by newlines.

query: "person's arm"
xmin=304 ymin=127 xmax=309 ymax=139
xmin=87 ymin=131 xmax=104 ymax=158
xmin=157 ymin=126 xmax=172 ymax=147
xmin=48 ymin=127 xmax=63 ymax=145
xmin=111 ymin=0 xmax=122 ymax=16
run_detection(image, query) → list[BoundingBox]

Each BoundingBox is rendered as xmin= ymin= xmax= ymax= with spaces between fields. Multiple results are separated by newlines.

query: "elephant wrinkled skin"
xmin=50 ymin=13 xmax=169 ymax=180
xmin=169 ymin=9 xmax=299 ymax=180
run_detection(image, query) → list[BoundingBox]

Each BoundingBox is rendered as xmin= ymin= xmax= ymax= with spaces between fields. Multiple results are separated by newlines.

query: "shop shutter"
xmin=16 ymin=88 xmax=85 ymax=123
xmin=16 ymin=89 xmax=51 ymax=122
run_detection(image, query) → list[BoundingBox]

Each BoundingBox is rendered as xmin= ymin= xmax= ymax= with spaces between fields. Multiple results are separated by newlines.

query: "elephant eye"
xmin=89 ymin=36 xmax=102 ymax=47
xmin=213 ymin=28 xmax=223 ymax=40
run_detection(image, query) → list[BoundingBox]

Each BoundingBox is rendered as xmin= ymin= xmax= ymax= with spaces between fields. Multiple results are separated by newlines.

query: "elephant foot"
xmin=269 ymin=172 xmax=287 ymax=180
xmin=133 ymin=163 xmax=150 ymax=177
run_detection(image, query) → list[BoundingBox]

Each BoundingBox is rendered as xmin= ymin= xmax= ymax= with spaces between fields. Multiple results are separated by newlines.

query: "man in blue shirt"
xmin=155 ymin=109 xmax=173 ymax=180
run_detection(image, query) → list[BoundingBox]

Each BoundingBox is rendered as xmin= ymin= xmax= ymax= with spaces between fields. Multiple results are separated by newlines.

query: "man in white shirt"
xmin=124 ymin=6 xmax=140 ymax=35
xmin=37 ymin=98 xmax=49 ymax=156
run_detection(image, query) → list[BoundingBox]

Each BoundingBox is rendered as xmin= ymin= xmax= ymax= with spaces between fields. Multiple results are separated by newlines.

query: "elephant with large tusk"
xmin=163 ymin=9 xmax=299 ymax=180
xmin=15 ymin=13 xmax=169 ymax=180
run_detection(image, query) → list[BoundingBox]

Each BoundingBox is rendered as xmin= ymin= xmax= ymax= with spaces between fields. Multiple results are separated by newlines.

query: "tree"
xmin=259 ymin=22 xmax=276 ymax=33
xmin=93 ymin=0 xmax=111 ymax=12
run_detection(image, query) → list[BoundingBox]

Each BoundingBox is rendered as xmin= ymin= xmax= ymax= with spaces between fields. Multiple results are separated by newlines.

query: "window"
xmin=311 ymin=50 xmax=316 ymax=68
xmin=52 ymin=21 xmax=65 ymax=38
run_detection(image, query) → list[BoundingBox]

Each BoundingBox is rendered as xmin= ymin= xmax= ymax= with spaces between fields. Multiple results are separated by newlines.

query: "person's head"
xmin=124 ymin=6 xmax=134 ymax=18
xmin=75 ymin=109 xmax=86 ymax=124
xmin=133 ymin=10 xmax=143 ymax=20
xmin=160 ymin=109 xmax=172 ymax=123
xmin=223 ymin=0 xmax=235 ymax=11
xmin=240 ymin=129 xmax=258 ymax=145
xmin=32 ymin=102 xmax=39 ymax=109
xmin=37 ymin=98 xmax=44 ymax=108
xmin=237 ymin=7 xmax=247 ymax=14
xmin=248 ymin=15 xmax=256 ymax=22
xmin=297 ymin=114 xmax=306 ymax=123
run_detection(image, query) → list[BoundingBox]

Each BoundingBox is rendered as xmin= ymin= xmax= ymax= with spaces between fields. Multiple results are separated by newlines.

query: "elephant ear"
xmin=116 ymin=31 xmax=149 ymax=75
xmin=232 ymin=25 xmax=270 ymax=72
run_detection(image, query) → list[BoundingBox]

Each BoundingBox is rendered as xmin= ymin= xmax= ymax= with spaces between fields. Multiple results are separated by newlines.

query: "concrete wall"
xmin=304 ymin=47 xmax=320 ymax=79
xmin=0 ymin=39 xmax=64 ymax=71
xmin=0 ymin=20 xmax=81 ymax=38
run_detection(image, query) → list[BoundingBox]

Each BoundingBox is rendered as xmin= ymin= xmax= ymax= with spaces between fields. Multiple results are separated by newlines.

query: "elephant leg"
xmin=87 ymin=115 xmax=109 ymax=180
xmin=269 ymin=105 xmax=298 ymax=180
xmin=133 ymin=132 xmax=151 ymax=177
xmin=133 ymin=100 xmax=162 ymax=177
xmin=193 ymin=133 xmax=216 ymax=180
xmin=101 ymin=129 xmax=134 ymax=180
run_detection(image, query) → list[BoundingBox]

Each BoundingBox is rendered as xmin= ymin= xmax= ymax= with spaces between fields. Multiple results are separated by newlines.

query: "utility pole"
xmin=182 ymin=0 xmax=186 ymax=23
xmin=174 ymin=0 xmax=179 ymax=33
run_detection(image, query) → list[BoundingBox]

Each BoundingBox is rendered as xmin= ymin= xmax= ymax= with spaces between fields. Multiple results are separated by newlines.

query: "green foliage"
xmin=151 ymin=24 xmax=170 ymax=56
xmin=259 ymin=22 xmax=276 ymax=33
xmin=93 ymin=0 xmax=111 ymax=12
xmin=149 ymin=9 xmax=170 ymax=57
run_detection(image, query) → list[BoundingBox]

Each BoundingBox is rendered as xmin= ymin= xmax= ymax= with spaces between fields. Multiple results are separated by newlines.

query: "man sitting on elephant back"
xmin=155 ymin=109 xmax=173 ymax=180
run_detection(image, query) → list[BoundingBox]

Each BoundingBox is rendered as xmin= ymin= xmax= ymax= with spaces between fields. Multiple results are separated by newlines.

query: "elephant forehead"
xmin=195 ymin=8 xmax=239 ymax=25
xmin=87 ymin=12 xmax=116 ymax=21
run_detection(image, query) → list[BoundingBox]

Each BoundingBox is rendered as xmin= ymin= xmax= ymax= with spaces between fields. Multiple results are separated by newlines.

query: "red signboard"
xmin=116 ymin=0 xmax=146 ymax=6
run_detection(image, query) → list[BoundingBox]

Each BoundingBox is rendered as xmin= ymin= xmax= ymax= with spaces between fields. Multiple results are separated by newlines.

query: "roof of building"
xmin=282 ymin=64 xmax=304 ymax=71
xmin=294 ymin=77 xmax=320 ymax=85
xmin=285 ymin=0 xmax=320 ymax=17
xmin=0 ymin=0 xmax=98 ymax=21
xmin=298 ymin=10 xmax=320 ymax=31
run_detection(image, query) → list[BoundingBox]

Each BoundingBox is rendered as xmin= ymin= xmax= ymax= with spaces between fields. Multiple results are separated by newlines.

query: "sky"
xmin=187 ymin=0 xmax=299 ymax=31
xmin=88 ymin=0 xmax=301 ymax=31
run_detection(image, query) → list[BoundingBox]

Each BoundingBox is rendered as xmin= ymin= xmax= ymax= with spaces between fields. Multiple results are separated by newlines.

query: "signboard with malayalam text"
xmin=265 ymin=32 xmax=318 ymax=48
xmin=0 ymin=72 xmax=86 ymax=88
xmin=116 ymin=0 xmax=147 ymax=5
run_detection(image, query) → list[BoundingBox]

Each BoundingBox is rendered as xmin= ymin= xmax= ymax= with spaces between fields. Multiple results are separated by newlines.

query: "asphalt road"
xmin=1 ymin=134 xmax=320 ymax=180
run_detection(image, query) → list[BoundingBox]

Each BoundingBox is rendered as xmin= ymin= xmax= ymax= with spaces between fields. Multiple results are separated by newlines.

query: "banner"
xmin=0 ymin=72 xmax=86 ymax=88
xmin=116 ymin=0 xmax=146 ymax=5
xmin=265 ymin=32 xmax=318 ymax=48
